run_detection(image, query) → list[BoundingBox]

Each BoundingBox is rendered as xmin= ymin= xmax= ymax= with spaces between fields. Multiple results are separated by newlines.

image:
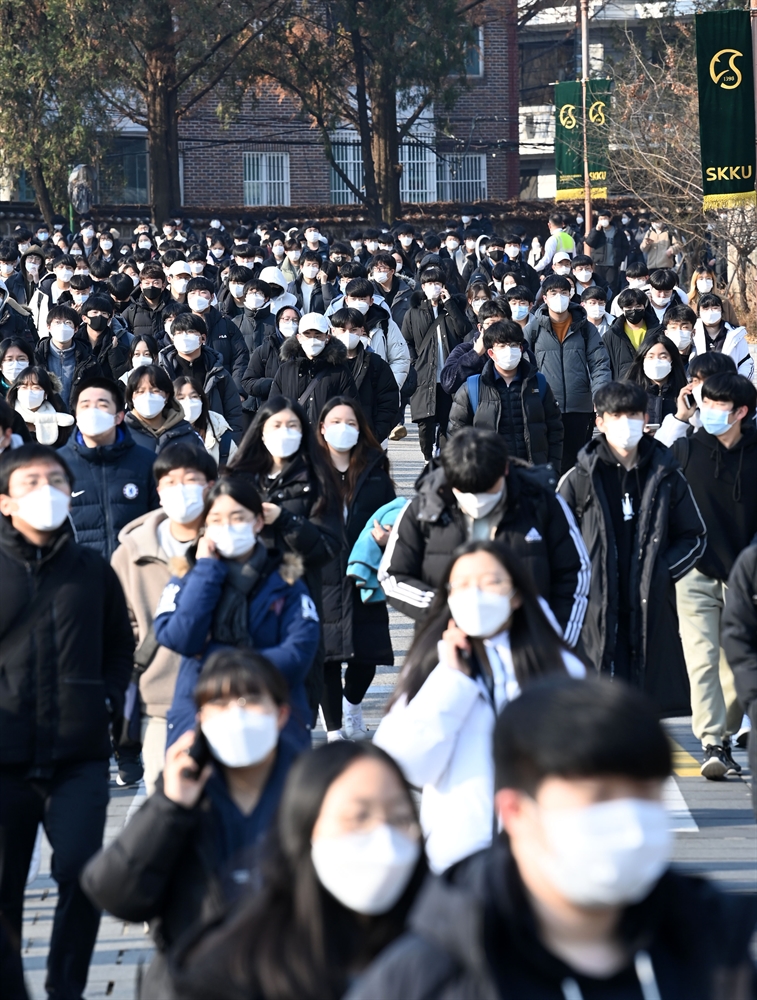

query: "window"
xmin=99 ymin=137 xmax=149 ymax=205
xmin=465 ymin=27 xmax=484 ymax=77
xmin=243 ymin=151 xmax=290 ymax=206
xmin=436 ymin=154 xmax=487 ymax=202
xmin=400 ymin=141 xmax=437 ymax=203
xmin=330 ymin=133 xmax=364 ymax=205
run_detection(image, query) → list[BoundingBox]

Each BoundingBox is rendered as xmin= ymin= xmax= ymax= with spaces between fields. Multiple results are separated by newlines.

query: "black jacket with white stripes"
xmin=378 ymin=463 xmax=590 ymax=647
xmin=559 ymin=434 xmax=707 ymax=716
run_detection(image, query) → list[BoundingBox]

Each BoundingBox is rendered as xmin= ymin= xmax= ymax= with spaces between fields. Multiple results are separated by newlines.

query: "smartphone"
xmin=645 ymin=423 xmax=660 ymax=432
xmin=685 ymin=392 xmax=695 ymax=409
xmin=182 ymin=725 xmax=212 ymax=779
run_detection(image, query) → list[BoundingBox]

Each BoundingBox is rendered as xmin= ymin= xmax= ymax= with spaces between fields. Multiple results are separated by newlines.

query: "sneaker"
xmin=722 ymin=739 xmax=742 ymax=775
xmin=735 ymin=714 xmax=751 ymax=749
xmin=115 ymin=751 xmax=144 ymax=787
xmin=326 ymin=729 xmax=347 ymax=743
xmin=389 ymin=424 xmax=407 ymax=441
xmin=343 ymin=698 xmax=369 ymax=741
xmin=700 ymin=745 xmax=728 ymax=780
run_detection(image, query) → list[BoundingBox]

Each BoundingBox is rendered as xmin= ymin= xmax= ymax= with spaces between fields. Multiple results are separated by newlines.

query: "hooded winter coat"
xmin=288 ymin=276 xmax=326 ymax=314
xmin=240 ymin=329 xmax=284 ymax=409
xmin=691 ymin=319 xmax=755 ymax=384
xmin=156 ymin=548 xmax=321 ymax=751
xmin=372 ymin=275 xmax=414 ymax=328
xmin=232 ymin=304 xmax=276 ymax=354
xmin=74 ymin=323 xmax=132 ymax=383
xmin=346 ymin=842 xmax=757 ymax=1000
xmin=558 ymin=434 xmax=707 ymax=715
xmin=524 ymin=303 xmax=611 ymax=414
xmin=401 ymin=291 xmax=469 ymax=421
xmin=322 ymin=449 xmax=396 ymax=664
xmin=60 ymin=424 xmax=160 ymax=559
xmin=201 ymin=306 xmax=251 ymax=393
xmin=122 ymin=289 xmax=173 ymax=341
xmin=0 ymin=280 xmax=36 ymax=345
xmin=326 ymin=296 xmax=411 ymax=389
xmin=379 ymin=463 xmax=590 ymax=647
xmin=0 ymin=518 xmax=133 ymax=766
xmin=447 ymin=357 xmax=563 ymax=467
xmin=270 ymin=335 xmax=358 ymax=425
xmin=158 ymin=344 xmax=244 ymax=439
xmin=603 ymin=314 xmax=648 ymax=380
xmin=347 ymin=345 xmax=401 ymax=443
xmin=124 ymin=398 xmax=204 ymax=454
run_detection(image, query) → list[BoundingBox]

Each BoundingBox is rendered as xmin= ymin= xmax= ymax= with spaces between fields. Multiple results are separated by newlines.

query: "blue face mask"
xmin=699 ymin=405 xmax=733 ymax=437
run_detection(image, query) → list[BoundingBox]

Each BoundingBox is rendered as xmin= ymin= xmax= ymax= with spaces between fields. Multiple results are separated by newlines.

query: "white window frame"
xmin=243 ymin=151 xmax=290 ymax=207
xmin=330 ymin=131 xmax=364 ymax=205
xmin=465 ymin=26 xmax=484 ymax=77
xmin=436 ymin=153 xmax=487 ymax=202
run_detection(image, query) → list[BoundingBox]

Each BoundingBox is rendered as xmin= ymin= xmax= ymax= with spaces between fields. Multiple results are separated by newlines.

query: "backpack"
xmin=466 ymin=371 xmax=548 ymax=414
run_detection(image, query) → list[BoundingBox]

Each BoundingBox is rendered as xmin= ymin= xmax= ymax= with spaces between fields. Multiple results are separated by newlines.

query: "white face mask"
xmin=189 ymin=262 xmax=204 ymax=275
xmin=574 ymin=269 xmax=593 ymax=284
xmin=492 ymin=345 xmax=522 ymax=371
xmin=575 ymin=215 xmax=584 ymax=225
xmin=447 ymin=241 xmax=460 ymax=252
xmin=627 ymin=278 xmax=647 ymax=289
xmin=665 ymin=327 xmax=692 ymax=351
xmin=553 ymin=266 xmax=571 ymax=277
xmin=50 ymin=323 xmax=75 ymax=344
xmin=333 ymin=331 xmax=361 ymax=351
xmin=510 ymin=303 xmax=529 ymax=321
xmin=311 ymin=824 xmax=420 ymax=916
xmin=3 ymin=359 xmax=29 ymax=382
xmin=205 ymin=521 xmax=256 ymax=558
xmin=133 ymin=392 xmax=165 ymax=418
xmin=159 ymin=482 xmax=205 ymax=524
xmin=0 ymin=263 xmax=15 ymax=277
xmin=17 ymin=387 xmax=46 ymax=410
xmin=82 ymin=227 xmax=95 ymax=239
xmin=244 ymin=293 xmax=265 ymax=311
xmin=535 ymin=798 xmax=671 ymax=907
xmin=651 ymin=291 xmax=671 ymax=307
xmin=504 ymin=246 xmax=520 ymax=259
xmin=585 ymin=302 xmax=605 ymax=320
xmin=306 ymin=231 xmax=321 ymax=243
xmin=288 ymin=250 xmax=302 ymax=262
xmin=452 ymin=485 xmax=504 ymax=520
xmin=132 ymin=354 xmax=154 ymax=369
xmin=202 ymin=706 xmax=279 ymax=768
xmin=174 ymin=332 xmax=201 ymax=355
xmin=643 ymin=357 xmax=672 ymax=381
xmin=299 ymin=336 xmax=326 ymax=358
xmin=72 ymin=293 xmax=89 ymax=306
xmin=99 ymin=240 xmax=113 ymax=251
xmin=373 ymin=270 xmax=391 ymax=284
xmin=700 ymin=308 xmax=722 ymax=326
xmin=224 ymin=282 xmax=242 ymax=299
xmin=621 ymin=215 xmax=631 ymax=225
xmin=471 ymin=299 xmax=486 ymax=315
xmin=138 ymin=241 xmax=152 ymax=251
xmin=603 ymin=415 xmax=645 ymax=451
xmin=188 ymin=294 xmax=211 ymax=312
xmin=461 ymin=215 xmax=472 ymax=225
xmin=25 ymin=261 xmax=40 ymax=274
xmin=76 ymin=408 xmax=116 ymax=437
xmin=345 ymin=298 xmax=370 ymax=316
xmin=18 ymin=243 xmax=31 ymax=253
xmin=323 ymin=422 xmax=359 ymax=451
xmin=696 ymin=278 xmax=713 ymax=293
xmin=278 ymin=319 xmax=298 ymax=338
xmin=547 ymin=293 xmax=570 ymax=313
xmin=448 ymin=588 xmax=513 ymax=638
xmin=302 ymin=264 xmax=320 ymax=280
xmin=56 ymin=268 xmax=74 ymax=283
xmin=172 ymin=278 xmax=189 ymax=295
xmin=365 ymin=240 xmax=379 ymax=253
xmin=598 ymin=218 xmax=610 ymax=229
xmin=180 ymin=398 xmax=204 ymax=425
xmin=424 ymin=283 xmax=442 ymax=301
xmin=13 ymin=484 xmax=70 ymax=531
xmin=263 ymin=426 xmax=302 ymax=458
xmin=210 ymin=220 xmax=221 ymax=229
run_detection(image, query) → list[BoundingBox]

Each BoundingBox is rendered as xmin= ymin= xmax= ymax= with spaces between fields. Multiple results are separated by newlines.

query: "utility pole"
xmin=752 ymin=0 xmax=757 ymax=202
xmin=580 ymin=0 xmax=592 ymax=237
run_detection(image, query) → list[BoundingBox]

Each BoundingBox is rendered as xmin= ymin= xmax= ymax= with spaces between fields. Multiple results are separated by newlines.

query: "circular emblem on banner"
xmin=588 ymin=100 xmax=606 ymax=125
xmin=709 ymin=49 xmax=743 ymax=89
xmin=559 ymin=104 xmax=578 ymax=129
xmin=123 ymin=483 xmax=139 ymax=499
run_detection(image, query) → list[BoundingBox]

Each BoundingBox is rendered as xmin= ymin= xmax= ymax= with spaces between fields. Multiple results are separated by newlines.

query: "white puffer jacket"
xmin=691 ymin=320 xmax=755 ymax=385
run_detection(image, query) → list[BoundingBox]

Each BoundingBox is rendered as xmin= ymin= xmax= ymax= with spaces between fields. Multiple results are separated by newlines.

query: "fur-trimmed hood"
xmin=279 ymin=334 xmax=348 ymax=367
xmin=168 ymin=547 xmax=305 ymax=585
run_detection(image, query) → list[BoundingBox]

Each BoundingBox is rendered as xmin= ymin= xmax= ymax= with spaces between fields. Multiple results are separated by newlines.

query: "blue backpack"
xmin=466 ymin=371 xmax=549 ymax=414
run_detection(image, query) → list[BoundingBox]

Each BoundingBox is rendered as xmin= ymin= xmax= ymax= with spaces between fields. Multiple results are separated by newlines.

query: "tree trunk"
xmin=28 ymin=157 xmax=55 ymax=227
xmin=369 ymin=68 xmax=401 ymax=223
xmin=349 ymin=18 xmax=381 ymax=224
xmin=145 ymin=44 xmax=181 ymax=224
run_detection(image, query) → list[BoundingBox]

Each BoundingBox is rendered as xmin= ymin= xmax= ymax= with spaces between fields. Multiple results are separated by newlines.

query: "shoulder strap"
xmin=297 ymin=369 xmax=328 ymax=407
xmin=466 ymin=373 xmax=481 ymax=414
xmin=571 ymin=467 xmax=592 ymax=520
xmin=672 ymin=433 xmax=692 ymax=471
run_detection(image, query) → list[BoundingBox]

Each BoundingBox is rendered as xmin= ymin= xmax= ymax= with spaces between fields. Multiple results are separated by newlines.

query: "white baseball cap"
xmin=168 ymin=260 xmax=191 ymax=277
xmin=298 ymin=313 xmax=330 ymax=335
xmin=553 ymin=251 xmax=572 ymax=265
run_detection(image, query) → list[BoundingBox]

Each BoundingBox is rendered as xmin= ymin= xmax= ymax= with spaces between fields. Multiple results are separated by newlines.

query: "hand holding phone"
xmin=441 ymin=619 xmax=472 ymax=676
xmin=163 ymin=728 xmax=212 ymax=808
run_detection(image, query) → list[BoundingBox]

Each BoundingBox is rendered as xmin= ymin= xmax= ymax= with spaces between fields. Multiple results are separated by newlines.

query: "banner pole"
xmin=580 ymin=0 xmax=592 ymax=237
xmin=752 ymin=0 xmax=757 ymax=200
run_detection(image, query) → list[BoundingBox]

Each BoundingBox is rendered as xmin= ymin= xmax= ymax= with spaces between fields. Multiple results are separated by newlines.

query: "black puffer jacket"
xmin=448 ymin=357 xmax=563 ymax=467
xmin=270 ymin=336 xmax=358 ymax=425
xmin=158 ymin=344 xmax=244 ymax=438
xmin=322 ymin=450 xmax=396 ymax=663
xmin=348 ymin=345 xmax=401 ymax=443
xmin=0 ymin=518 xmax=133 ymax=765
xmin=123 ymin=289 xmax=172 ymax=340
xmin=380 ymin=463 xmax=590 ymax=646
xmin=232 ymin=305 xmax=276 ymax=354
xmin=202 ymin=306 xmax=250 ymax=393
xmin=289 ymin=276 xmax=326 ymax=314
xmin=0 ymin=290 xmax=37 ymax=346
xmin=401 ymin=291 xmax=469 ymax=421
xmin=559 ymin=435 xmax=707 ymax=715
xmin=346 ymin=842 xmax=757 ymax=1000
xmin=603 ymin=315 xmax=647 ymax=380
xmin=60 ymin=425 xmax=160 ymax=559
xmin=74 ymin=324 xmax=132 ymax=383
xmin=240 ymin=329 xmax=284 ymax=410
xmin=124 ymin=399 xmax=204 ymax=455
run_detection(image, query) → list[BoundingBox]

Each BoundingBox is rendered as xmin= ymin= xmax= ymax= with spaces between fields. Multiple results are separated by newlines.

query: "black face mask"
xmin=143 ymin=286 xmax=162 ymax=301
xmin=488 ymin=249 xmax=504 ymax=262
xmin=87 ymin=314 xmax=108 ymax=332
xmin=624 ymin=308 xmax=646 ymax=325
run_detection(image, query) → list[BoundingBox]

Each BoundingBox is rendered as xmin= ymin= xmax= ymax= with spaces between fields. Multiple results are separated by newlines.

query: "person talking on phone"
xmin=154 ymin=475 xmax=321 ymax=752
xmin=374 ymin=540 xmax=584 ymax=873
xmin=81 ymin=649 xmax=297 ymax=999
xmin=625 ymin=331 xmax=688 ymax=430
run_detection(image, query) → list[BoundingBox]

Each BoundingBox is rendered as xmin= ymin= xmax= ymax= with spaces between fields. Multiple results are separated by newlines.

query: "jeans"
xmin=0 ymin=759 xmax=109 ymax=999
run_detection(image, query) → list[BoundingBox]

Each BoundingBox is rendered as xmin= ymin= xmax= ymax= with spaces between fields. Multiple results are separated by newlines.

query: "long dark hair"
xmin=627 ymin=332 xmax=687 ymax=394
xmin=315 ymin=395 xmax=388 ymax=504
xmin=171 ymin=742 xmax=426 ymax=1000
xmin=173 ymin=375 xmax=210 ymax=435
xmin=390 ymin=540 xmax=575 ymax=707
xmin=229 ymin=395 xmax=339 ymax=515
xmin=7 ymin=365 xmax=68 ymax=413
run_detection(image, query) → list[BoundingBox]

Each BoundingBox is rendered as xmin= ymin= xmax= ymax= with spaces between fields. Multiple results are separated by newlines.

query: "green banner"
xmin=696 ymin=9 xmax=756 ymax=210
xmin=554 ymin=79 xmax=612 ymax=201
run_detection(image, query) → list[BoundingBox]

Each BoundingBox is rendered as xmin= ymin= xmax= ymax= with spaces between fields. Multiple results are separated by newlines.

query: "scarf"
xmin=212 ymin=542 xmax=270 ymax=647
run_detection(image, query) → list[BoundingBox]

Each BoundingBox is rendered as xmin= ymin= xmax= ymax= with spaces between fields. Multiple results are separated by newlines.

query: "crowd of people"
xmin=1 ymin=205 xmax=756 ymax=1000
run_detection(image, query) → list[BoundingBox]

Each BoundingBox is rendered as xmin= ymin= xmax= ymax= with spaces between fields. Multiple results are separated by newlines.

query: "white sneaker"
xmin=735 ymin=713 xmax=751 ymax=749
xmin=326 ymin=729 xmax=347 ymax=743
xmin=343 ymin=698 xmax=369 ymax=740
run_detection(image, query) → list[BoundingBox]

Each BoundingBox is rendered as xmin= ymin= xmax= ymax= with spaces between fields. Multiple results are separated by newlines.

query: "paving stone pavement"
xmin=21 ymin=420 xmax=756 ymax=999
